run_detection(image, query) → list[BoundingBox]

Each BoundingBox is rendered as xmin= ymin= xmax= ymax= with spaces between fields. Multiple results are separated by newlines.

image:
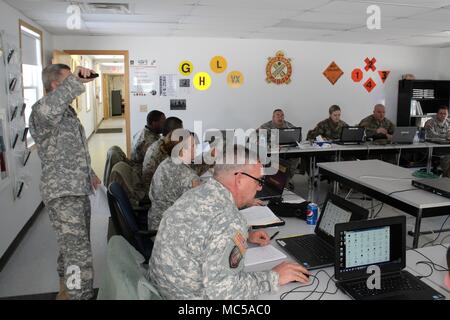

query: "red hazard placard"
xmin=364 ymin=57 xmax=376 ymax=72
xmin=378 ymin=70 xmax=390 ymax=83
xmin=351 ymin=68 xmax=363 ymax=82
xmin=363 ymin=78 xmax=376 ymax=93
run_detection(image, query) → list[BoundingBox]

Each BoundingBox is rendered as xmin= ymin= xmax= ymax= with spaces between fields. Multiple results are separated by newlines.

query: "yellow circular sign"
xmin=193 ymin=72 xmax=212 ymax=91
xmin=179 ymin=60 xmax=193 ymax=76
xmin=227 ymin=71 xmax=244 ymax=88
xmin=210 ymin=56 xmax=227 ymax=74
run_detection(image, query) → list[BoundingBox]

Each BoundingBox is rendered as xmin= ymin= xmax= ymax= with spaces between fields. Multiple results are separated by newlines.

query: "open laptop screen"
xmin=335 ymin=216 xmax=405 ymax=281
xmin=317 ymin=201 xmax=352 ymax=238
xmin=279 ymin=127 xmax=302 ymax=145
xmin=314 ymin=194 xmax=369 ymax=246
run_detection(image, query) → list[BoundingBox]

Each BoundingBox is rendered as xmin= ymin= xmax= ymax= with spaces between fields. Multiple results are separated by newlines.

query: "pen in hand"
xmin=270 ymin=231 xmax=280 ymax=240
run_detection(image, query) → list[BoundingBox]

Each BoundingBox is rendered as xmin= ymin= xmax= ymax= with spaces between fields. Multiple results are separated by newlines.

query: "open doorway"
xmin=52 ymin=50 xmax=130 ymax=178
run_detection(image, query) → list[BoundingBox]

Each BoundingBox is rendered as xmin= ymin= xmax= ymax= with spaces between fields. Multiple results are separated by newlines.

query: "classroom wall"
xmin=0 ymin=1 xmax=54 ymax=258
xmin=70 ymin=55 xmax=96 ymax=137
xmin=437 ymin=47 xmax=450 ymax=80
xmin=53 ymin=36 xmax=441 ymax=140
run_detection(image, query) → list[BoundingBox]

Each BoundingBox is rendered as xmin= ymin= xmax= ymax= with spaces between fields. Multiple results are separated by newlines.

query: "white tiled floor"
xmin=89 ymin=117 xmax=126 ymax=180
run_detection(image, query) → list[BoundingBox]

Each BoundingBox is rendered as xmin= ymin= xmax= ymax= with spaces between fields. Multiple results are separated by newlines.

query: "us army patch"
xmin=229 ymin=245 xmax=243 ymax=269
xmin=233 ymin=232 xmax=247 ymax=255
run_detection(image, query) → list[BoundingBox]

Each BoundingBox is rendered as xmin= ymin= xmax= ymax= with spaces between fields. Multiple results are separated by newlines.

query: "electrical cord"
xmin=387 ymin=188 xmax=418 ymax=196
xmin=409 ymin=248 xmax=449 ymax=280
xmin=421 ymin=215 xmax=450 ymax=248
xmin=279 ymin=270 xmax=338 ymax=300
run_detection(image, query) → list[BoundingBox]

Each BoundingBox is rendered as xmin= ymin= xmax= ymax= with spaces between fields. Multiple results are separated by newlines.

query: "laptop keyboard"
xmin=288 ymin=236 xmax=334 ymax=265
xmin=345 ymin=273 xmax=425 ymax=298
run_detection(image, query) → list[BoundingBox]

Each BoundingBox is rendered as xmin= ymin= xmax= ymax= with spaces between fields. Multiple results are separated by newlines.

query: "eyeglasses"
xmin=234 ymin=172 xmax=265 ymax=186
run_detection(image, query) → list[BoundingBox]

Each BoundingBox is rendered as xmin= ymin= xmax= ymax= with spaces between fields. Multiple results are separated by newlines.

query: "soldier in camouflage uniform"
xmin=148 ymin=145 xmax=310 ymax=299
xmin=359 ymin=104 xmax=396 ymax=163
xmin=303 ymin=105 xmax=349 ymax=174
xmin=142 ymin=117 xmax=183 ymax=192
xmin=131 ymin=110 xmax=165 ymax=167
xmin=148 ymin=131 xmax=200 ymax=230
xmin=29 ymin=64 xmax=101 ymax=300
xmin=259 ymin=109 xmax=299 ymax=182
xmin=307 ymin=105 xmax=348 ymax=141
xmin=359 ymin=104 xmax=395 ymax=140
xmin=425 ymin=106 xmax=450 ymax=176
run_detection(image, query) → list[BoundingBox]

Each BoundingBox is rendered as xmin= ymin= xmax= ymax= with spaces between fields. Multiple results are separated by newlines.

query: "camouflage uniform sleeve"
xmin=359 ymin=117 xmax=376 ymax=138
xmin=307 ymin=124 xmax=320 ymax=140
xmin=425 ymin=119 xmax=439 ymax=138
xmin=34 ymin=74 xmax=85 ymax=127
xmin=202 ymin=220 xmax=279 ymax=299
xmin=387 ymin=119 xmax=396 ymax=135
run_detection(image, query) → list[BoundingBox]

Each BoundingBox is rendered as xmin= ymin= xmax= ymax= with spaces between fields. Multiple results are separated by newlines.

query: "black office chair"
xmin=107 ymin=182 xmax=156 ymax=263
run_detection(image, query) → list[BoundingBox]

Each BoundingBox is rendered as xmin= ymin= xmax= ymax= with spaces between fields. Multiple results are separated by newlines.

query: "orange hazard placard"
xmin=351 ymin=68 xmax=363 ymax=82
xmin=323 ymin=61 xmax=343 ymax=85
xmin=378 ymin=70 xmax=390 ymax=83
xmin=363 ymin=78 xmax=376 ymax=93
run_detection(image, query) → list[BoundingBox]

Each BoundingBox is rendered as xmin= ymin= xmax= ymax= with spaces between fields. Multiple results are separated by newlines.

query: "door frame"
xmin=64 ymin=50 xmax=131 ymax=157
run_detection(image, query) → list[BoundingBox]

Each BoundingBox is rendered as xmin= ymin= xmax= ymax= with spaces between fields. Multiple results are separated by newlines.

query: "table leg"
xmin=413 ymin=209 xmax=423 ymax=249
xmin=427 ymin=147 xmax=433 ymax=173
xmin=397 ymin=148 xmax=401 ymax=166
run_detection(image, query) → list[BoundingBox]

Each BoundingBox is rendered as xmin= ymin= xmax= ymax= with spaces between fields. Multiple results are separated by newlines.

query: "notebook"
xmin=240 ymin=206 xmax=285 ymax=228
xmin=244 ymin=245 xmax=287 ymax=267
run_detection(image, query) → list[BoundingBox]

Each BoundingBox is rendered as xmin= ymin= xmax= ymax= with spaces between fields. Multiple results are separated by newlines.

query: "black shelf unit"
xmin=397 ymin=80 xmax=450 ymax=127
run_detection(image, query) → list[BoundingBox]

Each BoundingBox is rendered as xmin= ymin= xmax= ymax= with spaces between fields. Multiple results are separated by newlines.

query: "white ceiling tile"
xmin=409 ymin=8 xmax=450 ymax=21
xmin=344 ymin=0 xmax=450 ymax=9
xmin=197 ymin=0 xmax=332 ymax=10
xmin=82 ymin=14 xmax=182 ymax=23
xmin=291 ymin=11 xmax=395 ymax=25
xmin=190 ymin=5 xmax=298 ymax=19
xmin=314 ymin=0 xmax=434 ymax=17
xmin=273 ymin=19 xmax=358 ymax=31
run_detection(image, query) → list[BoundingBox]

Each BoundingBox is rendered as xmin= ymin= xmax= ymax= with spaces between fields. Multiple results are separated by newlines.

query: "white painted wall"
xmin=0 ymin=1 xmax=53 ymax=258
xmin=437 ymin=48 xmax=450 ymax=80
xmin=70 ymin=55 xmax=96 ymax=137
xmin=53 ymin=36 xmax=441 ymax=140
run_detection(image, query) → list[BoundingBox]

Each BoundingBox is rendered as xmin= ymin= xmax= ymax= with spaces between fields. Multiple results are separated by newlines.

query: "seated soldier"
xmin=147 ymin=130 xmax=201 ymax=230
xmin=148 ymin=145 xmax=310 ymax=299
xmin=259 ymin=108 xmax=299 ymax=188
xmin=142 ymin=117 xmax=183 ymax=192
xmin=131 ymin=110 xmax=166 ymax=167
xmin=425 ymin=105 xmax=450 ymax=177
xmin=307 ymin=105 xmax=348 ymax=141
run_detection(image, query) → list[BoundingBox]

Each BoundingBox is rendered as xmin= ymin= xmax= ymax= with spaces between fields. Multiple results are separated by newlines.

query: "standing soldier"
xmin=29 ymin=64 xmax=101 ymax=300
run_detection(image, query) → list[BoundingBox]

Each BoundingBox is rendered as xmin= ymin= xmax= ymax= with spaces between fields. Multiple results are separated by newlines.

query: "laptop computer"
xmin=276 ymin=194 xmax=369 ymax=270
xmin=412 ymin=177 xmax=450 ymax=199
xmin=391 ymin=126 xmax=416 ymax=144
xmin=334 ymin=216 xmax=445 ymax=300
xmin=425 ymin=137 xmax=450 ymax=145
xmin=278 ymin=127 xmax=302 ymax=147
xmin=255 ymin=161 xmax=289 ymax=200
xmin=334 ymin=127 xmax=365 ymax=145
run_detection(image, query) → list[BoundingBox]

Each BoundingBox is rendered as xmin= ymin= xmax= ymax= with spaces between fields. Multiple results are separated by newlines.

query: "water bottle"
xmin=413 ymin=130 xmax=420 ymax=144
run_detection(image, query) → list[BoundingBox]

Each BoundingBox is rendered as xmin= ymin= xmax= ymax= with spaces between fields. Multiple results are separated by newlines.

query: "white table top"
xmin=318 ymin=160 xmax=450 ymax=209
xmin=248 ymin=216 xmax=450 ymax=300
xmin=269 ymin=141 xmax=450 ymax=155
